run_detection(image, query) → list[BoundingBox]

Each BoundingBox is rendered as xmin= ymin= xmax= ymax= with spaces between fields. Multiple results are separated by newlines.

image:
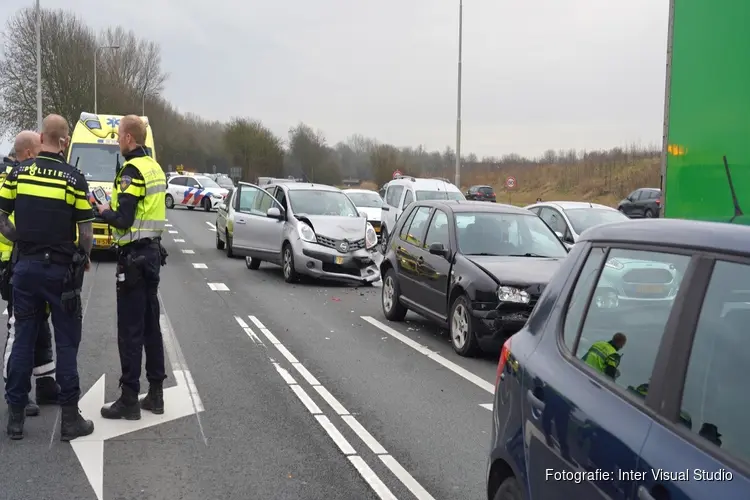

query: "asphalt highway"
xmin=0 ymin=207 xmax=501 ymax=500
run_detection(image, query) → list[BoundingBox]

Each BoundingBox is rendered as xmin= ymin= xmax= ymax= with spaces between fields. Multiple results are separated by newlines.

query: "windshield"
xmin=195 ymin=176 xmax=220 ymax=188
xmin=416 ymin=190 xmax=465 ymax=201
xmin=68 ymin=143 xmax=153 ymax=182
xmin=565 ymin=207 xmax=628 ymax=234
xmin=289 ymin=190 xmax=359 ymax=217
xmin=456 ymin=212 xmax=568 ymax=258
xmin=346 ymin=191 xmax=383 ymax=208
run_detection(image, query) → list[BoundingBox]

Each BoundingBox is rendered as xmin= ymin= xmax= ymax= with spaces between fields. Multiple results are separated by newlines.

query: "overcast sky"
xmin=1 ymin=0 xmax=669 ymax=158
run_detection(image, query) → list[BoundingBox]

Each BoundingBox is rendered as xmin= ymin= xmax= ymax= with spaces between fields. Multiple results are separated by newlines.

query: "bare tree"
xmin=224 ymin=117 xmax=284 ymax=181
xmin=288 ymin=123 xmax=340 ymax=184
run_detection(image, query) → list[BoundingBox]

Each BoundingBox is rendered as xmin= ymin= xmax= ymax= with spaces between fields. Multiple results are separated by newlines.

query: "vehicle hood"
xmin=300 ymin=215 xmax=366 ymax=239
xmin=201 ymin=187 xmax=229 ymax=197
xmin=356 ymin=207 xmax=382 ymax=221
xmin=465 ymin=255 xmax=563 ymax=287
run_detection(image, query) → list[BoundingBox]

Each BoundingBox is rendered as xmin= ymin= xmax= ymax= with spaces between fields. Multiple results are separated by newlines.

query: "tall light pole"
xmin=35 ymin=0 xmax=42 ymax=130
xmin=93 ymin=45 xmax=119 ymax=114
xmin=454 ymin=0 xmax=463 ymax=188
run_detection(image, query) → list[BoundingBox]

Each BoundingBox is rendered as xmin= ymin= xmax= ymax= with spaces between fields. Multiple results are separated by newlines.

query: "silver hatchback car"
xmin=217 ymin=181 xmax=381 ymax=285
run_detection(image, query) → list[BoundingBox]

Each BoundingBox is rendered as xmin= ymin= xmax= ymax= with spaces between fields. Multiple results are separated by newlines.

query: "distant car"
xmin=380 ymin=177 xmax=465 ymax=253
xmin=379 ymin=200 xmax=568 ymax=356
xmin=217 ymin=182 xmax=380 ymax=285
xmin=618 ymin=187 xmax=661 ymax=218
xmin=343 ymin=188 xmax=384 ymax=238
xmin=487 ymin=218 xmax=750 ymax=500
xmin=465 ymin=185 xmax=497 ymax=202
xmin=525 ymin=201 xmax=630 ymax=246
xmin=165 ymin=174 xmax=229 ymax=212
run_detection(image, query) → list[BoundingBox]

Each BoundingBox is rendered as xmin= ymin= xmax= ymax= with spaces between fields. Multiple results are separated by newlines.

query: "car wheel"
xmin=165 ymin=194 xmax=174 ymax=209
xmin=450 ymin=295 xmax=479 ymax=356
xmin=382 ymin=268 xmax=407 ymax=321
xmin=215 ymin=228 xmax=225 ymax=250
xmin=645 ymin=208 xmax=654 ymax=218
xmin=202 ymin=197 xmax=212 ymax=212
xmin=187 ymin=206 xmax=195 ymax=211
xmin=493 ymin=477 xmax=522 ymax=500
xmin=246 ymin=256 xmax=261 ymax=270
xmin=282 ymin=243 xmax=298 ymax=283
xmin=380 ymin=228 xmax=389 ymax=253
xmin=226 ymin=230 xmax=234 ymax=258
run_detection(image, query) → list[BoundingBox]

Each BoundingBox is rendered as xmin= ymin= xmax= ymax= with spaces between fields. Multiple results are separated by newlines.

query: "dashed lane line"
xmin=361 ymin=316 xmax=495 ymax=395
xmin=174 ymin=239 xmax=185 ymax=243
xmin=205 ymin=221 xmax=217 ymax=232
xmin=480 ymin=403 xmax=493 ymax=411
xmin=241 ymin=315 xmax=436 ymax=500
xmin=165 ymin=223 xmax=173 ymax=227
xmin=192 ymin=263 xmax=207 ymax=269
xmin=168 ymin=230 xmax=178 ymax=234
xmin=207 ymin=283 xmax=229 ymax=291
xmin=181 ymin=249 xmax=194 ymax=254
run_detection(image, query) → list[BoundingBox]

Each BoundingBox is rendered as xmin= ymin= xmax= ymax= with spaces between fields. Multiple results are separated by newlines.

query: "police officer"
xmin=582 ymin=332 xmax=627 ymax=379
xmin=96 ymin=115 xmax=167 ymax=420
xmin=0 ymin=115 xmax=95 ymax=440
xmin=0 ymin=131 xmax=59 ymax=418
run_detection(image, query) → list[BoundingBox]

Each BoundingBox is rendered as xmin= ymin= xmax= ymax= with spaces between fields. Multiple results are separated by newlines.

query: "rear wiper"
xmin=508 ymin=253 xmax=549 ymax=258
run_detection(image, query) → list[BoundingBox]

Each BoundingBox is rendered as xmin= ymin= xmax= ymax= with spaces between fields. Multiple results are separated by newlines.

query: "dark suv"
xmin=487 ymin=218 xmax=750 ymax=500
xmin=466 ymin=185 xmax=497 ymax=202
xmin=618 ymin=187 xmax=661 ymax=218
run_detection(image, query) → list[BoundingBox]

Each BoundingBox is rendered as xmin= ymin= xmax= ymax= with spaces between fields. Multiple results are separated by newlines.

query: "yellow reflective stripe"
xmin=74 ymin=197 xmax=91 ymax=211
xmin=145 ymin=184 xmax=166 ymax=195
xmin=17 ymin=183 xmax=70 ymax=202
xmin=116 ymin=230 xmax=163 ymax=244
xmin=122 ymin=184 xmax=145 ymax=197
xmin=0 ymin=186 xmax=15 ymax=200
xmin=130 ymin=178 xmax=146 ymax=186
xmin=18 ymin=173 xmax=66 ymax=186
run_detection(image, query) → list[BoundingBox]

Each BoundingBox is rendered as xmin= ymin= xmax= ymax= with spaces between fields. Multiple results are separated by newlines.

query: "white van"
xmin=379 ymin=177 xmax=464 ymax=251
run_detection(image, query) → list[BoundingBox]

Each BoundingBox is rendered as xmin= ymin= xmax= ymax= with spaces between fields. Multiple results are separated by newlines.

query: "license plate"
xmin=636 ymin=284 xmax=665 ymax=294
xmin=335 ymin=256 xmax=344 ymax=264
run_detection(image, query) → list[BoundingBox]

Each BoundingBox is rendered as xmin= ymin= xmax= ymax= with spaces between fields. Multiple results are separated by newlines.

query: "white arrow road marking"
xmin=205 ymin=221 xmax=216 ymax=230
xmin=480 ymin=403 xmax=493 ymax=411
xmin=71 ymin=309 xmax=204 ymax=500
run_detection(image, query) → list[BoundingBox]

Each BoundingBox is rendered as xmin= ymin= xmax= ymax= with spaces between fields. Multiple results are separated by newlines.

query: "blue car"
xmin=487 ymin=218 xmax=750 ymax=500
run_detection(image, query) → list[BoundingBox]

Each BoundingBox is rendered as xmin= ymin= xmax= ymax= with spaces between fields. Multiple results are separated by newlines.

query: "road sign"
xmin=230 ymin=166 xmax=242 ymax=179
xmin=393 ymin=170 xmax=402 ymax=179
xmin=505 ymin=176 xmax=517 ymax=190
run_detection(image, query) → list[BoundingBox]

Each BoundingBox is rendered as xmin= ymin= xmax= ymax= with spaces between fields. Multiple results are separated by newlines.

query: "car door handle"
xmin=526 ymin=390 xmax=545 ymax=412
xmin=637 ymin=486 xmax=659 ymax=500
xmin=236 ymin=219 xmax=246 ymax=224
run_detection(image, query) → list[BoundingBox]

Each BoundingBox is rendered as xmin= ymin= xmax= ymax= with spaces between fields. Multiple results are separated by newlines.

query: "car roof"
xmin=343 ymin=188 xmax=378 ymax=195
xmin=581 ymin=218 xmax=750 ymax=255
xmin=411 ymin=200 xmax=533 ymax=215
xmin=269 ymin=182 xmax=341 ymax=192
xmin=527 ymin=201 xmax=616 ymax=211
xmin=389 ymin=177 xmax=461 ymax=191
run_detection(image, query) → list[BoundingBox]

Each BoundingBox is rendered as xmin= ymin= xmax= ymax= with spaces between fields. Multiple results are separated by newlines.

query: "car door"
xmin=620 ymin=190 xmax=640 ymax=217
xmin=539 ymin=207 xmax=572 ymax=242
xmin=635 ymin=258 xmax=750 ymax=500
xmin=216 ymin=187 xmax=232 ymax=236
xmin=382 ymin=184 xmax=404 ymax=234
xmin=523 ymin=245 xmax=692 ymax=500
xmin=232 ymin=183 xmax=283 ymax=258
xmin=167 ymin=176 xmax=187 ymax=205
xmin=395 ymin=206 xmax=432 ymax=300
xmin=399 ymin=188 xmax=414 ymax=220
xmin=415 ymin=208 xmax=452 ymax=319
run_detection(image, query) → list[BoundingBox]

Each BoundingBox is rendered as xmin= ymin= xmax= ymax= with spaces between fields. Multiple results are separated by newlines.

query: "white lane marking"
xmin=209 ymin=228 xmax=217 ymax=232
xmin=235 ymin=316 xmax=249 ymax=328
xmin=348 ymin=456 xmax=398 ymax=500
xmin=168 ymin=230 xmax=178 ymax=234
xmin=273 ymin=363 xmax=297 ymax=385
xmin=315 ymin=415 xmax=356 ymax=455
xmin=205 ymin=221 xmax=216 ymax=229
xmin=480 ymin=403 xmax=493 ymax=411
xmin=292 ymin=362 xmax=320 ymax=385
xmin=361 ymin=316 xmax=495 ymax=394
xmin=290 ymin=384 xmax=323 ymax=414
xmin=246 ymin=315 xmax=436 ymax=500
xmin=2 ymin=308 xmax=6 ymax=315
xmin=181 ymin=249 xmax=194 ymax=254
xmin=275 ymin=343 xmax=298 ymax=364
xmin=207 ymin=283 xmax=229 ymax=291
xmin=174 ymin=239 xmax=185 ymax=243
xmin=244 ymin=327 xmax=264 ymax=345
xmin=342 ymin=415 xmax=388 ymax=455
xmin=192 ymin=263 xmax=207 ymax=269
xmin=165 ymin=223 xmax=173 ymax=227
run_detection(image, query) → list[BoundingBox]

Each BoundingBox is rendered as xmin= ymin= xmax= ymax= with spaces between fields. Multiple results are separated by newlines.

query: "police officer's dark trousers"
xmin=102 ymin=240 xmax=166 ymax=420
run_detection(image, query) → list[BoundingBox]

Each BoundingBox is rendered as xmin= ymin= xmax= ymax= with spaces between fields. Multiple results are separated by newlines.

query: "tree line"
xmin=0 ymin=7 xmax=660 ymax=189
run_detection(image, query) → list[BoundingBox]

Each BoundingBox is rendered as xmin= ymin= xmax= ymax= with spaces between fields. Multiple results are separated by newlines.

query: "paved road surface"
xmin=0 ymin=207 xmax=501 ymax=500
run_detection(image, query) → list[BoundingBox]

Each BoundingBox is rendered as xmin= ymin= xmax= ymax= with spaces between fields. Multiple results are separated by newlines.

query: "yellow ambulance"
xmin=67 ymin=112 xmax=156 ymax=250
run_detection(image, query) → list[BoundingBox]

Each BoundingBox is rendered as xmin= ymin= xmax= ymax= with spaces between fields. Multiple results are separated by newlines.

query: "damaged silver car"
xmin=223 ymin=181 xmax=381 ymax=285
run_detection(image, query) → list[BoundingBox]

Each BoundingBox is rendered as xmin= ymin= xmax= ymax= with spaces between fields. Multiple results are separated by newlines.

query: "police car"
xmin=165 ymin=174 xmax=229 ymax=212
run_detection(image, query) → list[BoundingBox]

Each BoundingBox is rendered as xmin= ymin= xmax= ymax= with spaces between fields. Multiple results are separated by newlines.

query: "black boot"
xmin=35 ymin=376 xmax=59 ymax=405
xmin=100 ymin=385 xmax=141 ymax=420
xmin=7 ymin=404 xmax=25 ymax=440
xmin=140 ymin=383 xmax=164 ymax=415
xmin=25 ymin=397 xmax=40 ymax=417
xmin=60 ymin=405 xmax=94 ymax=442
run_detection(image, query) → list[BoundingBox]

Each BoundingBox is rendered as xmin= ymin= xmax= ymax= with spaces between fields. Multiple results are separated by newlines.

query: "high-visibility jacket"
xmin=582 ymin=340 xmax=621 ymax=375
xmin=110 ymin=155 xmax=166 ymax=246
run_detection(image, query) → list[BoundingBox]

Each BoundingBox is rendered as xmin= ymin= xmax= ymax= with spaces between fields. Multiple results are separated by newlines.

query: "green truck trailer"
xmin=661 ymin=0 xmax=750 ymax=223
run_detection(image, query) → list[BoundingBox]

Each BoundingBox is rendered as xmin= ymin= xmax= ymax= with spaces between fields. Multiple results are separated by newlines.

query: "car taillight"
xmin=655 ymin=198 xmax=660 ymax=205
xmin=491 ymin=192 xmax=496 ymax=197
xmin=496 ymin=338 xmax=512 ymax=386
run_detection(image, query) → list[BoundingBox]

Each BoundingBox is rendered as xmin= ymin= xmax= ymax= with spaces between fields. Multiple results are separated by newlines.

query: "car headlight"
xmin=365 ymin=223 xmax=378 ymax=249
xmin=497 ymin=286 xmax=530 ymax=304
xmin=298 ymin=223 xmax=316 ymax=243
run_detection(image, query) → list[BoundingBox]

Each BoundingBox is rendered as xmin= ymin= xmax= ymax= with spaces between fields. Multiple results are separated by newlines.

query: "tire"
xmin=226 ymin=230 xmax=234 ymax=258
xmin=187 ymin=206 xmax=195 ymax=211
xmin=202 ymin=197 xmax=212 ymax=212
xmin=493 ymin=477 xmax=522 ymax=500
xmin=450 ymin=295 xmax=479 ymax=356
xmin=216 ymin=229 xmax=225 ymax=250
xmin=381 ymin=268 xmax=407 ymax=321
xmin=380 ymin=227 xmax=389 ymax=253
xmin=282 ymin=243 xmax=298 ymax=283
xmin=246 ymin=256 xmax=261 ymax=270
xmin=165 ymin=194 xmax=174 ymax=209
xmin=645 ymin=208 xmax=654 ymax=218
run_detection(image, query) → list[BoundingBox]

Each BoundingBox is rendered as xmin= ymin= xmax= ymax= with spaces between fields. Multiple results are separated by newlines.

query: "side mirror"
xmin=428 ymin=242 xmax=449 ymax=258
xmin=358 ymin=210 xmax=368 ymax=218
xmin=266 ymin=207 xmax=284 ymax=219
